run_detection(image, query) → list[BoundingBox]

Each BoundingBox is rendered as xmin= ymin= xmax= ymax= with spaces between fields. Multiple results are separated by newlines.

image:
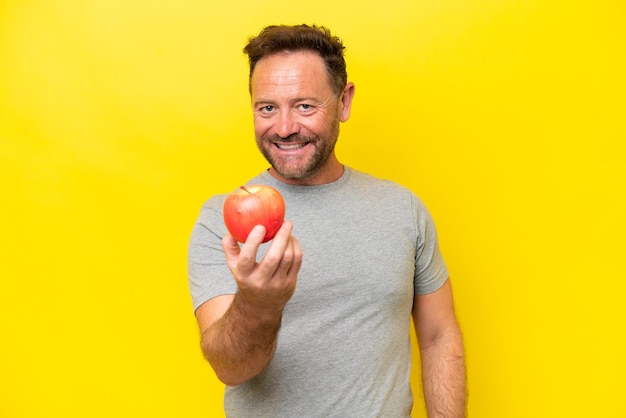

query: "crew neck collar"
xmin=256 ymin=166 xmax=352 ymax=193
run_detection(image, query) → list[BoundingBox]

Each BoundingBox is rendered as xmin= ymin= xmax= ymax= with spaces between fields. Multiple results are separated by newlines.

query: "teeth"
xmin=276 ymin=143 xmax=305 ymax=150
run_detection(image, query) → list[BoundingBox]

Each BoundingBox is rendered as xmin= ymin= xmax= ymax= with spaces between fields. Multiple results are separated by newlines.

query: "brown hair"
xmin=243 ymin=24 xmax=348 ymax=96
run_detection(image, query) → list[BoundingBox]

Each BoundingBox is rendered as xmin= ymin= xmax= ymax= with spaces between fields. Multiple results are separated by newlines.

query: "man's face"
xmin=251 ymin=50 xmax=353 ymax=185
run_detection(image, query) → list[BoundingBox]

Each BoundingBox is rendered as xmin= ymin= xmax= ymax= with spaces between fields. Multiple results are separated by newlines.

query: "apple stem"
xmin=240 ymin=186 xmax=251 ymax=194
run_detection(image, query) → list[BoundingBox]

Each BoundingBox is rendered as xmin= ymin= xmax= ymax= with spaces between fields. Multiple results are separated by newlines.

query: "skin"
xmin=196 ymin=50 xmax=466 ymax=415
xmin=251 ymin=50 xmax=354 ymax=186
xmin=196 ymin=222 xmax=302 ymax=386
xmin=414 ymin=280 xmax=467 ymax=417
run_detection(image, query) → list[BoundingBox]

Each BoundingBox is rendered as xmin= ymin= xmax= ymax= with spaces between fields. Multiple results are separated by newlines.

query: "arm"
xmin=195 ymin=221 xmax=303 ymax=386
xmin=413 ymin=279 xmax=467 ymax=417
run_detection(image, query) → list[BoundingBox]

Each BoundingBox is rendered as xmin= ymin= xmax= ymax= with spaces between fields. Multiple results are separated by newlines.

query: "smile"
xmin=274 ymin=142 xmax=310 ymax=150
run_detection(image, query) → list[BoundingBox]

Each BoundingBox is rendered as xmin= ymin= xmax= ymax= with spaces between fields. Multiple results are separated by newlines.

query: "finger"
xmin=286 ymin=236 xmax=303 ymax=279
xmin=277 ymin=236 xmax=303 ymax=287
xmin=270 ymin=236 xmax=302 ymax=303
xmin=236 ymin=225 xmax=266 ymax=276
xmin=273 ymin=235 xmax=299 ymax=278
xmin=222 ymin=233 xmax=241 ymax=272
xmin=257 ymin=221 xmax=294 ymax=277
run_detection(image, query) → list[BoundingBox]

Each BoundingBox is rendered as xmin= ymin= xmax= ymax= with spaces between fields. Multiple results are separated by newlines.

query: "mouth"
xmin=274 ymin=142 xmax=310 ymax=151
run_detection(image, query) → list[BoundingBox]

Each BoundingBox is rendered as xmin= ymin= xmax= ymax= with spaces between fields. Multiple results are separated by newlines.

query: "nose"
xmin=275 ymin=110 xmax=300 ymax=139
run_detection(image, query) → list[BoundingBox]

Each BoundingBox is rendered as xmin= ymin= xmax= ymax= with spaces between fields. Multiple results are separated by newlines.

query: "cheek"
xmin=253 ymin=117 xmax=273 ymax=137
xmin=304 ymin=115 xmax=333 ymax=136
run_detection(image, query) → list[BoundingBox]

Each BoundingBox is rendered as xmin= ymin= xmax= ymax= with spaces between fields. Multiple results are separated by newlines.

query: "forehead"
xmin=250 ymin=50 xmax=333 ymax=97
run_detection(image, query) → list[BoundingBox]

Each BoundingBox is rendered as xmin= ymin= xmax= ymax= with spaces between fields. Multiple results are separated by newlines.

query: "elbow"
xmin=202 ymin=354 xmax=249 ymax=387
xmin=420 ymin=321 xmax=464 ymax=353
xmin=204 ymin=356 xmax=256 ymax=387
xmin=213 ymin=367 xmax=258 ymax=386
xmin=217 ymin=375 xmax=246 ymax=387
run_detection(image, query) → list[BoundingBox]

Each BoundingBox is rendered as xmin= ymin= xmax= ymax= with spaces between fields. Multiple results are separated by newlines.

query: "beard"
xmin=255 ymin=116 xmax=340 ymax=181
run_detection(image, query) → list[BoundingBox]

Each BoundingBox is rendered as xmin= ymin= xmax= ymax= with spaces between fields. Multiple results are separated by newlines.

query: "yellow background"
xmin=1 ymin=1 xmax=624 ymax=417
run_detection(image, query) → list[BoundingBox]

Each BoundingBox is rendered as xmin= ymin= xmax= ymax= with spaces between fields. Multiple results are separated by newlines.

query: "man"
xmin=188 ymin=24 xmax=466 ymax=417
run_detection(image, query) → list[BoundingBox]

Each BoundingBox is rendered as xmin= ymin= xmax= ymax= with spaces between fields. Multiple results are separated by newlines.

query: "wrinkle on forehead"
xmin=251 ymin=50 xmax=334 ymax=100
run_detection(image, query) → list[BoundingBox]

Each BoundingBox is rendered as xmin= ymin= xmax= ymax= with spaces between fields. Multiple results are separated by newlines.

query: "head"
xmin=243 ymin=24 xmax=348 ymax=98
xmin=243 ymin=25 xmax=355 ymax=185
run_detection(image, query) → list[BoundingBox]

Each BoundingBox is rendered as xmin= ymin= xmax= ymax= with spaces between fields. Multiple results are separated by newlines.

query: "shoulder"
xmin=345 ymin=168 xmax=435 ymax=227
xmin=346 ymin=167 xmax=417 ymax=201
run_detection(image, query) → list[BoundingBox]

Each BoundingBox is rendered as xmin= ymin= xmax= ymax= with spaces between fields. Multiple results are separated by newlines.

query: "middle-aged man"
xmin=188 ymin=24 xmax=467 ymax=417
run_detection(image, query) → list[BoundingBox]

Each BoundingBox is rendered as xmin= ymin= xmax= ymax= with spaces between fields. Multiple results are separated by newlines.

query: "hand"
xmin=222 ymin=220 xmax=302 ymax=316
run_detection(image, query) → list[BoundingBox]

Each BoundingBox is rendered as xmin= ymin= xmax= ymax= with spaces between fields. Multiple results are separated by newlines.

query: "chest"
xmin=282 ymin=195 xmax=417 ymax=323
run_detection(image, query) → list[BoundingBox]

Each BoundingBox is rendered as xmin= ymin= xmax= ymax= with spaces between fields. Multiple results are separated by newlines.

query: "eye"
xmin=299 ymin=103 xmax=312 ymax=111
xmin=260 ymin=105 xmax=275 ymax=113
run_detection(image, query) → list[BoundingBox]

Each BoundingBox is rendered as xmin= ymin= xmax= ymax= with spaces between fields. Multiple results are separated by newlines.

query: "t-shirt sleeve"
xmin=412 ymin=194 xmax=449 ymax=295
xmin=187 ymin=196 xmax=238 ymax=312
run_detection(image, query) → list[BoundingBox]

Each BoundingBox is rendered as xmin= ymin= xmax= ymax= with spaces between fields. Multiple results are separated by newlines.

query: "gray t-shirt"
xmin=188 ymin=167 xmax=449 ymax=417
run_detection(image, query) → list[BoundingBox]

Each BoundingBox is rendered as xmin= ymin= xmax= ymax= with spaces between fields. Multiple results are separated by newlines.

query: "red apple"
xmin=223 ymin=185 xmax=286 ymax=243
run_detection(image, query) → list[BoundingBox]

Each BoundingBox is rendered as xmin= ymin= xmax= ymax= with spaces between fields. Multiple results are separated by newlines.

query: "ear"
xmin=338 ymin=82 xmax=355 ymax=122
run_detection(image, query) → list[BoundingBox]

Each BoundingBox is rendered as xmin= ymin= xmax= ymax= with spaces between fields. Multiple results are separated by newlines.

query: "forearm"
xmin=420 ymin=325 xmax=467 ymax=417
xmin=201 ymin=293 xmax=283 ymax=386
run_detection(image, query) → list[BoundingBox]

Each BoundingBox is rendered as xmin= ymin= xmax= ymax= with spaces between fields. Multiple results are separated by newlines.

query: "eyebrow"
xmin=252 ymin=98 xmax=272 ymax=108
xmin=253 ymin=96 xmax=320 ymax=108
